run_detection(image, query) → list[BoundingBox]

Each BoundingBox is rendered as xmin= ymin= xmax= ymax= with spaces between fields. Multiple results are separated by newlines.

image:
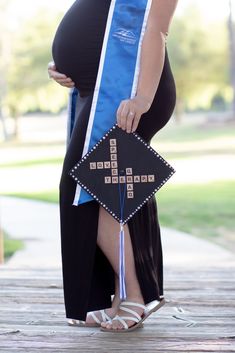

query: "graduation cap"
xmin=69 ymin=124 xmax=175 ymax=299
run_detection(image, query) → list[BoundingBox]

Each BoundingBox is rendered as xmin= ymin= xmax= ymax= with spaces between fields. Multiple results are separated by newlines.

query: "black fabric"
xmin=52 ymin=0 xmax=110 ymax=94
xmin=57 ymin=0 xmax=177 ymax=321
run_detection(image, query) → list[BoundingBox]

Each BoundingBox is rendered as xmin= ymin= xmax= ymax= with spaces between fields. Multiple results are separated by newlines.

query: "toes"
xmin=102 ymin=321 xmax=112 ymax=329
xmin=112 ymin=322 xmax=119 ymax=330
xmin=102 ymin=321 xmax=119 ymax=330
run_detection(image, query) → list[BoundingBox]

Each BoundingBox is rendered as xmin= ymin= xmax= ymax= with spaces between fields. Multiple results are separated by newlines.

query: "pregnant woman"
xmin=49 ymin=0 xmax=178 ymax=332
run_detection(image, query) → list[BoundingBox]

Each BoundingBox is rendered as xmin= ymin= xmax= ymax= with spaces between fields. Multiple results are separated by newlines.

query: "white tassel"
xmin=119 ymin=223 xmax=126 ymax=300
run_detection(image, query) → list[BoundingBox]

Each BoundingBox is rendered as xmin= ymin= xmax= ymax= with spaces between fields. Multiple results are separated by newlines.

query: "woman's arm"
xmin=117 ymin=0 xmax=178 ymax=133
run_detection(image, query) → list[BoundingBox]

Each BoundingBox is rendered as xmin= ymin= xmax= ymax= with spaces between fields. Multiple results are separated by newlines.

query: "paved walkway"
xmin=1 ymin=196 xmax=235 ymax=353
xmin=1 ymin=196 xmax=235 ymax=269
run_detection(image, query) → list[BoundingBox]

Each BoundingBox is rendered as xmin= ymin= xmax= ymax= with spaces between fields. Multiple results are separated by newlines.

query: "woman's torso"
xmin=52 ymin=0 xmax=176 ymax=125
xmin=52 ymin=0 xmax=111 ymax=94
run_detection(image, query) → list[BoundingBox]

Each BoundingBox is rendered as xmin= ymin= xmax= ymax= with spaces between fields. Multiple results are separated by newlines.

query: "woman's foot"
xmin=101 ymin=297 xmax=145 ymax=331
xmin=86 ymin=307 xmax=116 ymax=325
xmin=68 ymin=307 xmax=118 ymax=327
xmin=83 ymin=290 xmax=122 ymax=326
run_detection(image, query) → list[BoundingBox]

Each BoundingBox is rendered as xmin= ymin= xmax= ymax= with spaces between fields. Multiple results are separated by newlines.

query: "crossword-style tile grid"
xmin=90 ymin=138 xmax=155 ymax=199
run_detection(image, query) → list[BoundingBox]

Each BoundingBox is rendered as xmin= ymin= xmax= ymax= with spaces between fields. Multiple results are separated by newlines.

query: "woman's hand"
xmin=117 ymin=95 xmax=151 ymax=133
xmin=48 ymin=61 xmax=75 ymax=88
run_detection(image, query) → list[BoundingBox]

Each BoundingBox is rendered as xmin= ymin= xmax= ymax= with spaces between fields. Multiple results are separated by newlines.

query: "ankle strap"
xmin=121 ymin=301 xmax=146 ymax=310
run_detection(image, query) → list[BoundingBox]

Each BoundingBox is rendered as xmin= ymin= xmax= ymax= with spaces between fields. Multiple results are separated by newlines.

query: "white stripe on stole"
xmin=73 ymin=0 xmax=117 ymax=206
xmin=131 ymin=0 xmax=152 ymax=98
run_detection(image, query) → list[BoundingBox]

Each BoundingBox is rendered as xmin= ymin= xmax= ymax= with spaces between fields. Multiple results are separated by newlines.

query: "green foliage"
xmin=0 ymin=3 xmax=232 ymax=116
xmin=4 ymin=233 xmax=24 ymax=259
xmin=5 ymin=191 xmax=59 ymax=204
xmin=4 ymin=9 xmax=68 ymax=116
xmin=157 ymin=180 xmax=235 ymax=240
xmin=168 ymin=5 xmax=230 ymax=110
xmin=0 ymin=157 xmax=63 ymax=168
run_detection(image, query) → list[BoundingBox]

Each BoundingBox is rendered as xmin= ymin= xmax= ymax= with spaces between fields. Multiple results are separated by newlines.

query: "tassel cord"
xmin=118 ymin=175 xmax=127 ymax=300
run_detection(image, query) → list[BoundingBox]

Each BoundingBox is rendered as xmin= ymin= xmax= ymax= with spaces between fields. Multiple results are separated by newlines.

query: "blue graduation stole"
xmin=67 ymin=0 xmax=152 ymax=299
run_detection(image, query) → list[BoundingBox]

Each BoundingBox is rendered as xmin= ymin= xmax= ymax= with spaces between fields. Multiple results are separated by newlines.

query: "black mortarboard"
xmin=69 ymin=124 xmax=175 ymax=299
xmin=69 ymin=124 xmax=175 ymax=223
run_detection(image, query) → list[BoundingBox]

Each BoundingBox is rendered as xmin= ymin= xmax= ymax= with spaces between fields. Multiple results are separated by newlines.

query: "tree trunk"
xmin=0 ymin=106 xmax=9 ymax=141
xmin=228 ymin=0 xmax=235 ymax=119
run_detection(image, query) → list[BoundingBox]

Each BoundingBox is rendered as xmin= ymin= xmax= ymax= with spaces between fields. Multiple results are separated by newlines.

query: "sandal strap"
xmin=121 ymin=301 xmax=146 ymax=310
xmin=112 ymin=315 xmax=140 ymax=330
xmin=119 ymin=305 xmax=142 ymax=320
xmin=112 ymin=316 xmax=129 ymax=330
xmin=88 ymin=310 xmax=111 ymax=325
xmin=118 ymin=316 xmax=140 ymax=324
xmin=100 ymin=310 xmax=111 ymax=322
xmin=89 ymin=312 xmax=101 ymax=325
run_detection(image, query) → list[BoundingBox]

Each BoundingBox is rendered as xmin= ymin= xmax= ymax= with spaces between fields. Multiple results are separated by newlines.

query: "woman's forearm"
xmin=136 ymin=0 xmax=178 ymax=107
xmin=136 ymin=29 xmax=166 ymax=108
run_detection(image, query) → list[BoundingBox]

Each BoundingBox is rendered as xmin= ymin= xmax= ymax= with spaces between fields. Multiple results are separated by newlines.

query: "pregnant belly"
xmin=52 ymin=0 xmax=110 ymax=93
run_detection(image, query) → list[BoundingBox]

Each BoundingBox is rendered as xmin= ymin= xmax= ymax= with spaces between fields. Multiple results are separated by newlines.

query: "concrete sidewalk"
xmin=1 ymin=196 xmax=235 ymax=269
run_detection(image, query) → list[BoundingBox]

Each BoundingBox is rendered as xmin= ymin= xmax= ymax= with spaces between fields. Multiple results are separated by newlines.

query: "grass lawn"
xmin=4 ymin=233 xmax=24 ymax=260
xmin=0 ymin=157 xmax=63 ymax=169
xmin=1 ymin=118 xmax=234 ymax=251
xmin=5 ymin=191 xmax=60 ymax=204
xmin=153 ymin=119 xmax=235 ymax=143
xmin=157 ymin=180 xmax=235 ymax=242
xmin=1 ymin=120 xmax=234 ymax=167
xmin=6 ymin=179 xmax=235 ymax=250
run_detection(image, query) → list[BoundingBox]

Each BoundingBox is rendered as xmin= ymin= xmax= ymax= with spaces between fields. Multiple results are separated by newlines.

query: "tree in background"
xmin=0 ymin=2 xmax=232 ymax=139
xmin=3 ymin=8 xmax=68 ymax=139
xmin=228 ymin=0 xmax=235 ymax=118
xmin=168 ymin=6 xmax=229 ymax=120
xmin=6 ymin=9 xmax=68 ymax=114
xmin=0 ymin=0 xmax=12 ymax=140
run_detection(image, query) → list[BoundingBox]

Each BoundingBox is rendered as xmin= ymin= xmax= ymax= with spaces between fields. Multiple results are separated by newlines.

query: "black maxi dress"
xmin=52 ymin=0 xmax=176 ymax=321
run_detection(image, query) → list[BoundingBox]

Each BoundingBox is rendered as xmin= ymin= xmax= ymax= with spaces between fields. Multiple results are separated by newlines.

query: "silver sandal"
xmin=101 ymin=298 xmax=165 ymax=333
xmin=68 ymin=309 xmax=112 ymax=327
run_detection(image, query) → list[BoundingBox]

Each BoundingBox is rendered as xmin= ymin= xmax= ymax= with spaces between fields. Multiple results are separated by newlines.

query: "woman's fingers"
xmin=117 ymin=100 xmax=138 ymax=133
xmin=60 ymin=82 xmax=75 ymax=88
xmin=126 ymin=111 xmax=135 ymax=133
xmin=48 ymin=61 xmax=56 ymax=71
xmin=49 ymin=70 xmax=67 ymax=80
xmin=51 ymin=73 xmax=75 ymax=87
xmin=56 ymin=77 xmax=73 ymax=84
xmin=116 ymin=96 xmax=151 ymax=133
xmin=47 ymin=61 xmax=75 ymax=88
xmin=117 ymin=101 xmax=128 ymax=130
xmin=131 ymin=114 xmax=141 ymax=133
xmin=120 ymin=103 xmax=131 ymax=131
